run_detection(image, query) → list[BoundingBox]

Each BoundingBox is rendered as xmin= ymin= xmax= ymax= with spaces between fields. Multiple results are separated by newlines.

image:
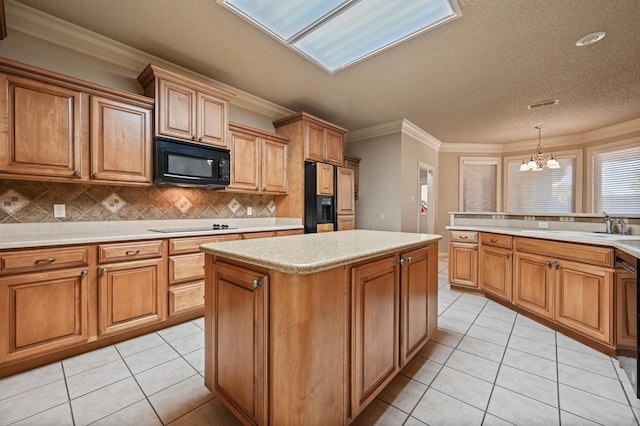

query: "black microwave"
xmin=155 ymin=137 xmax=231 ymax=188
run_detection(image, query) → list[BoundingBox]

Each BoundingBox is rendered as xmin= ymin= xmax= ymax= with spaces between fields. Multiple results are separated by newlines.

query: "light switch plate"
xmin=538 ymin=221 xmax=548 ymax=228
xmin=53 ymin=204 xmax=66 ymax=218
xmin=247 ymin=206 xmax=253 ymax=216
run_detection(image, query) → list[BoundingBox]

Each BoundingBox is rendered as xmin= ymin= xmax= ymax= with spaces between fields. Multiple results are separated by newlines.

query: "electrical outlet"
xmin=247 ymin=207 xmax=253 ymax=216
xmin=53 ymin=204 xmax=66 ymax=218
xmin=538 ymin=221 xmax=549 ymax=228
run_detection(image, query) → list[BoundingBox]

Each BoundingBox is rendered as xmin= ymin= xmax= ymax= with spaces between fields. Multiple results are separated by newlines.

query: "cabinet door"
xmin=555 ymin=260 xmax=613 ymax=344
xmin=448 ymin=242 xmax=478 ymax=288
xmin=325 ymin=128 xmax=344 ymax=166
xmin=344 ymin=155 xmax=361 ymax=200
xmin=616 ymin=269 xmax=637 ymax=348
xmin=90 ymin=96 xmax=152 ymax=184
xmin=336 ymin=167 xmax=355 ymax=215
xmin=0 ymin=74 xmax=82 ymax=178
xmin=304 ymin=121 xmax=325 ymax=162
xmin=0 ymin=268 xmax=89 ymax=363
xmin=261 ymin=137 xmax=288 ymax=193
xmin=228 ymin=129 xmax=261 ymax=191
xmin=98 ymin=258 xmax=165 ymax=336
xmin=157 ymin=79 xmax=196 ymax=141
xmin=316 ymin=162 xmax=334 ymax=196
xmin=209 ymin=262 xmax=267 ymax=426
xmin=479 ymin=245 xmax=512 ymax=301
xmin=513 ymin=252 xmax=554 ymax=319
xmin=352 ymin=256 xmax=400 ymax=415
xmin=337 ymin=215 xmax=355 ymax=231
xmin=197 ymin=92 xmax=227 ymax=148
xmin=400 ymin=247 xmax=429 ymax=365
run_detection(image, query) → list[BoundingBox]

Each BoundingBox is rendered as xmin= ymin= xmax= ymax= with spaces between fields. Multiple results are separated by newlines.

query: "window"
xmin=592 ymin=144 xmax=640 ymax=214
xmin=459 ymin=157 xmax=500 ymax=212
xmin=506 ymin=154 xmax=577 ymax=214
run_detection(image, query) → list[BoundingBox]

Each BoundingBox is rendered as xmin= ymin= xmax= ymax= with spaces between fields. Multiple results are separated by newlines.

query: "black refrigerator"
xmin=304 ymin=161 xmax=336 ymax=233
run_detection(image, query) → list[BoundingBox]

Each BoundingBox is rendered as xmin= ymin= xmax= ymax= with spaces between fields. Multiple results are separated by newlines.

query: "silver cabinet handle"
xmin=192 ymin=135 xmax=197 ymax=140
xmin=252 ymin=278 xmax=264 ymax=289
xmin=398 ymin=258 xmax=405 ymax=265
xmin=472 ymin=245 xmax=478 ymax=251
xmin=545 ymin=261 xmax=553 ymax=267
xmin=80 ymin=270 xmax=88 ymax=277
xmin=35 ymin=257 xmax=56 ymax=264
xmin=459 ymin=235 xmax=468 ymax=239
xmin=100 ymin=267 xmax=108 ymax=274
xmin=198 ymin=137 xmax=203 ymax=142
xmin=125 ymin=250 xmax=140 ymax=256
xmin=73 ymin=170 xmax=81 ymax=177
xmin=553 ymin=261 xmax=560 ymax=269
xmin=406 ymin=257 xmax=413 ymax=263
xmin=92 ymin=172 xmax=99 ymax=178
xmin=504 ymin=252 xmax=511 ymax=258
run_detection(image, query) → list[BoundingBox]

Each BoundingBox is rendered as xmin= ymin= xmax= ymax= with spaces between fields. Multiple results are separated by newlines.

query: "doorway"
xmin=418 ymin=163 xmax=435 ymax=234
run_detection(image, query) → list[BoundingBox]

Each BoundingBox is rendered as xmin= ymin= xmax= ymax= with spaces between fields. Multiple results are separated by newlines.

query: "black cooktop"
xmin=148 ymin=224 xmax=237 ymax=233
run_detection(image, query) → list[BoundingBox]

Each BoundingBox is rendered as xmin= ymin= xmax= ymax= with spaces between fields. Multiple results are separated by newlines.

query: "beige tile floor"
xmin=1 ymin=259 xmax=639 ymax=425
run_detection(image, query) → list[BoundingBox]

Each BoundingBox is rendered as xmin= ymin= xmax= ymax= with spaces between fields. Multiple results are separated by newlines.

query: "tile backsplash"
xmin=0 ymin=181 xmax=276 ymax=223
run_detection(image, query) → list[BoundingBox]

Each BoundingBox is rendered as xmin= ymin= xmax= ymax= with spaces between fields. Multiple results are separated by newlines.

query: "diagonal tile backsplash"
xmin=0 ymin=181 xmax=276 ymax=223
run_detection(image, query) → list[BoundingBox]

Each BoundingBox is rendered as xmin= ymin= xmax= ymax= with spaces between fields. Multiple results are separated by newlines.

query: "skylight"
xmin=219 ymin=0 xmax=462 ymax=73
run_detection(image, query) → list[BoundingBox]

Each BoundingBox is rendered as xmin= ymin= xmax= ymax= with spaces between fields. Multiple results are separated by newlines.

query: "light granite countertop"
xmin=447 ymin=225 xmax=640 ymax=259
xmin=0 ymin=218 xmax=302 ymax=249
xmin=200 ymin=229 xmax=442 ymax=275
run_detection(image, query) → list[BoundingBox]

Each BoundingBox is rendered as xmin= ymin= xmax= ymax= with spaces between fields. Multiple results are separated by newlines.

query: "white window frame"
xmin=458 ymin=157 xmax=502 ymax=212
xmin=503 ymin=149 xmax=583 ymax=213
xmin=586 ymin=137 xmax=640 ymax=213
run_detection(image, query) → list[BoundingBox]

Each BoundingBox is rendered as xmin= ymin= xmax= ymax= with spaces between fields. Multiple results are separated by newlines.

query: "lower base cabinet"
xmin=0 ymin=267 xmax=89 ymax=363
xmin=513 ymin=252 xmax=555 ymax=320
xmin=449 ymin=241 xmax=478 ymax=289
xmin=616 ymin=268 xmax=637 ymax=349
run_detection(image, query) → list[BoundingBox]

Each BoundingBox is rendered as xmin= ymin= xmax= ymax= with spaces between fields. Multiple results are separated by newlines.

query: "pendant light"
xmin=519 ymin=124 xmax=560 ymax=171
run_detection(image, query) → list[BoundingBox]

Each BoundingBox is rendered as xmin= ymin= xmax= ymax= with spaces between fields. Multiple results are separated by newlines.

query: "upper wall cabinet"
xmin=0 ymin=57 xmax=154 ymax=186
xmin=137 ymin=64 xmax=235 ymax=149
xmin=274 ymin=112 xmax=347 ymax=167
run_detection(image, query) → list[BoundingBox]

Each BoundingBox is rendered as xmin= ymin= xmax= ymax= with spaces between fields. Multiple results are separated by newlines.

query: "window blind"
xmin=507 ymin=156 xmax=575 ymax=213
xmin=592 ymin=145 xmax=640 ymax=214
xmin=462 ymin=161 xmax=497 ymax=212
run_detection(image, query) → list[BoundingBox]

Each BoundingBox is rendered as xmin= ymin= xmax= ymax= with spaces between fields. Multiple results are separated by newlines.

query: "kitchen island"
xmin=200 ymin=230 xmax=441 ymax=425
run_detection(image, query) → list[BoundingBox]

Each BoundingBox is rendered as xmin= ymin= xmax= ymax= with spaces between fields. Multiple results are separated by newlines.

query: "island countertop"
xmin=200 ymin=229 xmax=441 ymax=274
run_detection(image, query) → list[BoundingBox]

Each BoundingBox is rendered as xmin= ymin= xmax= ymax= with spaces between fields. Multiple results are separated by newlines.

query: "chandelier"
xmin=519 ymin=124 xmax=560 ymax=171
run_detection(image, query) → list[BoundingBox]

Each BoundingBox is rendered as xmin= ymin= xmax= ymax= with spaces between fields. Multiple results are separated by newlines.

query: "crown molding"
xmin=401 ymin=119 xmax=441 ymax=151
xmin=347 ymin=118 xmax=443 ymax=151
xmin=5 ymin=0 xmax=293 ymax=119
xmin=439 ymin=143 xmax=504 ymax=153
xmin=582 ymin=117 xmax=640 ymax=143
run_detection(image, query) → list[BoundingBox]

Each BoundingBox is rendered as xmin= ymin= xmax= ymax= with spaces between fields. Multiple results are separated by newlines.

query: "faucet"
xmin=618 ymin=218 xmax=628 ymax=235
xmin=603 ymin=212 xmax=613 ymax=234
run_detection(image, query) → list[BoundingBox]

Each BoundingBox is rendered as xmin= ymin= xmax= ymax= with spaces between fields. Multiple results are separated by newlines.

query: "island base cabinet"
xmin=513 ymin=252 xmax=554 ymax=320
xmin=0 ymin=268 xmax=89 ymax=363
xmin=479 ymin=245 xmax=512 ymax=302
xmin=555 ymin=260 xmax=613 ymax=345
xmin=352 ymin=256 xmax=400 ymax=416
xmin=205 ymin=261 xmax=268 ymax=426
xmin=401 ymin=246 xmax=431 ymax=364
xmin=616 ymin=268 xmax=637 ymax=349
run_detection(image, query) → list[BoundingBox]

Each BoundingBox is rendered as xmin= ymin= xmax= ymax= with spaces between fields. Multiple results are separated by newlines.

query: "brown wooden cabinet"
xmin=448 ymin=231 xmax=478 ymax=290
xmin=228 ymin=122 xmax=288 ymax=194
xmin=479 ymin=233 xmax=513 ymax=301
xmin=513 ymin=251 xmax=556 ymax=320
xmin=337 ymin=215 xmax=355 ymax=231
xmin=138 ymin=64 xmax=234 ymax=148
xmin=90 ymin=96 xmax=152 ymax=184
xmin=400 ymin=246 xmax=431 ymax=365
xmin=343 ymin=155 xmax=361 ymax=201
xmin=336 ymin=166 xmax=355 ymax=231
xmin=0 ymin=73 xmax=83 ymax=179
xmin=316 ymin=162 xmax=334 ymax=196
xmin=207 ymin=261 xmax=268 ymax=425
xmin=97 ymin=240 xmax=166 ymax=336
xmin=0 ymin=245 xmax=92 ymax=363
xmin=304 ymin=120 xmax=344 ymax=166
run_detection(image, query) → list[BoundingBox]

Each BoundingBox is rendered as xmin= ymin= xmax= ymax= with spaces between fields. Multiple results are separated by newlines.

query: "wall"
xmin=400 ymin=132 xmax=439 ymax=233
xmin=0 ymin=180 xmax=275 ymax=223
xmin=346 ymin=133 xmax=402 ymax=231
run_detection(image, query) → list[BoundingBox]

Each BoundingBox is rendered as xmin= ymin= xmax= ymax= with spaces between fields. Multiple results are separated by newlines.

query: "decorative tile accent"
xmin=175 ymin=196 xmax=193 ymax=214
xmin=0 ymin=190 xmax=29 ymax=214
xmin=227 ymin=198 xmax=241 ymax=214
xmin=101 ymin=193 xmax=127 ymax=214
xmin=0 ymin=181 xmax=277 ymax=223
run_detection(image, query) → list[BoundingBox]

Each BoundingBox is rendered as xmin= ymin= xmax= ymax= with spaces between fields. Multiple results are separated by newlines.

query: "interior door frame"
xmin=417 ymin=162 xmax=435 ymax=234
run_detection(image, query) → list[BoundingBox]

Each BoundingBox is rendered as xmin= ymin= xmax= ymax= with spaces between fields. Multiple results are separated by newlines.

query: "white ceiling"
xmin=10 ymin=0 xmax=640 ymax=144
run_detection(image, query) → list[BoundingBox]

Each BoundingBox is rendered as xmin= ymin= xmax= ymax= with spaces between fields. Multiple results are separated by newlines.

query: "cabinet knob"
xmin=504 ymin=252 xmax=511 ymax=258
xmin=252 ymin=278 xmax=264 ymax=288
xmin=406 ymin=256 xmax=413 ymax=263
xmin=553 ymin=261 xmax=560 ymax=269
xmin=545 ymin=261 xmax=553 ymax=267
xmin=80 ymin=270 xmax=88 ymax=277
xmin=92 ymin=172 xmax=99 ymax=178
xmin=198 ymin=137 xmax=203 ymax=142
xmin=192 ymin=135 xmax=197 ymax=140
xmin=398 ymin=258 xmax=405 ymax=265
xmin=100 ymin=267 xmax=108 ymax=274
xmin=73 ymin=170 xmax=81 ymax=177
xmin=472 ymin=245 xmax=478 ymax=251
xmin=256 ymin=186 xmax=259 ymax=190
xmin=263 ymin=187 xmax=267 ymax=191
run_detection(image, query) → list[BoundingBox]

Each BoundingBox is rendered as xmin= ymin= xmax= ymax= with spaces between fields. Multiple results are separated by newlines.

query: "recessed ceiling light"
xmin=219 ymin=0 xmax=462 ymax=73
xmin=575 ymin=31 xmax=606 ymax=47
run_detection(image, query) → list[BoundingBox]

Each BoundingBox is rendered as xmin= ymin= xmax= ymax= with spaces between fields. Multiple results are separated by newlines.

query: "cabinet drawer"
xmin=98 ymin=240 xmax=164 ymax=263
xmin=169 ymin=253 xmax=204 ymax=284
xmin=169 ymin=234 xmax=240 ymax=255
xmin=242 ymin=231 xmax=276 ymax=239
xmin=0 ymin=246 xmax=90 ymax=274
xmin=169 ymin=281 xmax=204 ymax=316
xmin=481 ymin=233 xmax=512 ymax=249
xmin=515 ymin=237 xmax=614 ymax=267
xmin=276 ymin=229 xmax=304 ymax=237
xmin=450 ymin=231 xmax=478 ymax=243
